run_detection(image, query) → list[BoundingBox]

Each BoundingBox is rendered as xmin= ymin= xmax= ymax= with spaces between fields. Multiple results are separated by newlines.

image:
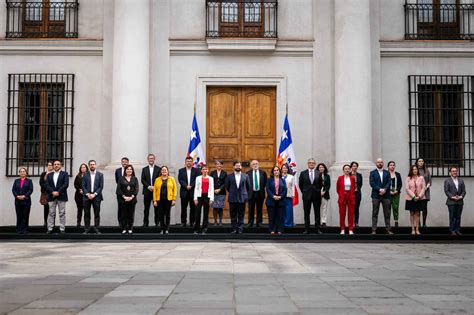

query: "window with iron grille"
xmin=404 ymin=0 xmax=474 ymax=40
xmin=206 ymin=0 xmax=277 ymax=38
xmin=6 ymin=0 xmax=79 ymax=38
xmin=6 ymin=74 xmax=74 ymax=177
xmin=408 ymin=75 xmax=473 ymax=177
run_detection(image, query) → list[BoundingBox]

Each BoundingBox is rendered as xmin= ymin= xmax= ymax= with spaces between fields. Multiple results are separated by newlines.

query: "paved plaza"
xmin=0 ymin=241 xmax=473 ymax=315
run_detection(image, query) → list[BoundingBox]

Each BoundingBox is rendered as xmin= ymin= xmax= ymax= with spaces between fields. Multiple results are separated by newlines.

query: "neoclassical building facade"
xmin=0 ymin=0 xmax=473 ymax=227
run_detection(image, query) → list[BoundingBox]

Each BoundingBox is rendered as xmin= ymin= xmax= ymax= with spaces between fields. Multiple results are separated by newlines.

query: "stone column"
xmin=334 ymin=0 xmax=373 ymax=166
xmin=110 ymin=0 xmax=150 ymax=165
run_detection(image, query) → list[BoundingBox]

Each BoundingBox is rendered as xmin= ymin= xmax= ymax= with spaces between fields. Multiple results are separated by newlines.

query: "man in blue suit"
xmin=45 ymin=159 xmax=69 ymax=234
xmin=115 ymin=157 xmax=129 ymax=226
xmin=82 ymin=160 xmax=104 ymax=234
xmin=369 ymin=158 xmax=393 ymax=234
xmin=226 ymin=161 xmax=250 ymax=234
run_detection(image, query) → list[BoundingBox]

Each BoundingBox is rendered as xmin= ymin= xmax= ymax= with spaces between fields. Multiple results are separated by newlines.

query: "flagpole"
xmin=286 ymin=103 xmax=288 ymax=116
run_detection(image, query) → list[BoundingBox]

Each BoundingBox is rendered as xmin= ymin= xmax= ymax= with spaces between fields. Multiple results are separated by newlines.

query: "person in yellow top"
xmin=153 ymin=166 xmax=177 ymax=234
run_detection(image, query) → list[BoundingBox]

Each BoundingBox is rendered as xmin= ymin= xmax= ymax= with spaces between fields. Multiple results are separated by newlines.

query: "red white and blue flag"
xmin=187 ymin=113 xmax=206 ymax=168
xmin=277 ymin=114 xmax=299 ymax=205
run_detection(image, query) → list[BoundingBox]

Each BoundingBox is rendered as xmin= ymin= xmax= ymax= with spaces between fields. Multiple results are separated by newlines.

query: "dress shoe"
xmin=76 ymin=223 xmax=81 ymax=228
xmin=302 ymin=230 xmax=309 ymax=235
xmin=128 ymin=230 xmax=133 ymax=234
xmin=160 ymin=230 xmax=164 ymax=235
xmin=371 ymin=231 xmax=376 ymax=235
xmin=246 ymin=223 xmax=254 ymax=228
xmin=165 ymin=230 xmax=169 ymax=235
xmin=394 ymin=221 xmax=399 ymax=228
xmin=142 ymin=223 xmax=149 ymax=227
xmin=316 ymin=229 xmax=322 ymax=234
xmin=238 ymin=230 xmax=243 ymax=234
xmin=202 ymin=231 xmax=207 ymax=235
xmin=321 ymin=223 xmax=327 ymax=227
xmin=94 ymin=228 xmax=101 ymax=235
xmin=349 ymin=230 xmax=354 ymax=235
xmin=277 ymin=232 xmax=282 ymax=236
xmin=270 ymin=231 xmax=275 ymax=235
xmin=451 ymin=231 xmax=457 ymax=236
xmin=193 ymin=231 xmax=198 ymax=235
xmin=387 ymin=230 xmax=394 ymax=235
xmin=122 ymin=230 xmax=127 ymax=234
xmin=456 ymin=231 xmax=462 ymax=236
xmin=231 ymin=230 xmax=237 ymax=234
xmin=340 ymin=230 xmax=345 ymax=235
xmin=83 ymin=229 xmax=90 ymax=235
xmin=46 ymin=230 xmax=53 ymax=235
xmin=60 ymin=230 xmax=66 ymax=234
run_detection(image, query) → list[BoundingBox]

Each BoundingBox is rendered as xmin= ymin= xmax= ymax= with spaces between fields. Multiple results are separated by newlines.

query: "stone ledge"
xmin=0 ymin=39 xmax=103 ymax=56
xmin=380 ymin=40 xmax=474 ymax=58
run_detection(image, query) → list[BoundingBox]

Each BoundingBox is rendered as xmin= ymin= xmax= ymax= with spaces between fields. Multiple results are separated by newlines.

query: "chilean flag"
xmin=277 ymin=114 xmax=299 ymax=205
xmin=187 ymin=113 xmax=206 ymax=168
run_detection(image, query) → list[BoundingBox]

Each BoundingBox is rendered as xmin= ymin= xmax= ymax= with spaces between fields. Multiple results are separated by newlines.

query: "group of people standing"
xmin=11 ymin=155 xmax=467 ymax=236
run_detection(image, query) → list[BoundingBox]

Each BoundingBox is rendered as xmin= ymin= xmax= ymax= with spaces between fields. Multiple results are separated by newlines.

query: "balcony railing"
xmin=404 ymin=2 xmax=474 ymax=40
xmin=6 ymin=1 xmax=79 ymax=39
xmin=206 ymin=0 xmax=278 ymax=38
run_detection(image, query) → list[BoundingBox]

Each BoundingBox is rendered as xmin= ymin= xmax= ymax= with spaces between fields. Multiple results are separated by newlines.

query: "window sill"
xmin=206 ymin=38 xmax=277 ymax=51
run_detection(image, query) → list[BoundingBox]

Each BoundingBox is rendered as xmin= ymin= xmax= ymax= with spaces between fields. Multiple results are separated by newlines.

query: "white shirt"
xmin=121 ymin=167 xmax=125 ymax=177
xmin=452 ymin=177 xmax=459 ymax=190
xmin=186 ymin=168 xmax=192 ymax=185
xmin=235 ymin=172 xmax=241 ymax=189
xmin=53 ymin=171 xmax=60 ymax=186
xmin=253 ymin=170 xmax=260 ymax=191
xmin=149 ymin=165 xmax=154 ymax=183
xmin=344 ymin=176 xmax=351 ymax=191
xmin=378 ymin=169 xmax=384 ymax=182
xmin=309 ymin=169 xmax=315 ymax=183
xmin=90 ymin=171 xmax=96 ymax=193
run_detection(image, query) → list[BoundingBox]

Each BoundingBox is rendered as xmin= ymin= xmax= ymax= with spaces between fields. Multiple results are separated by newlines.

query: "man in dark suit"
xmin=444 ymin=167 xmax=466 ymax=236
xmin=141 ymin=154 xmax=161 ymax=227
xmin=369 ymin=158 xmax=393 ymax=234
xmin=178 ymin=156 xmax=201 ymax=227
xmin=82 ymin=160 xmax=104 ymax=234
xmin=299 ymin=158 xmax=323 ymax=234
xmin=44 ymin=159 xmax=69 ymax=234
xmin=115 ymin=157 xmax=129 ymax=227
xmin=226 ymin=161 xmax=250 ymax=234
xmin=246 ymin=159 xmax=267 ymax=227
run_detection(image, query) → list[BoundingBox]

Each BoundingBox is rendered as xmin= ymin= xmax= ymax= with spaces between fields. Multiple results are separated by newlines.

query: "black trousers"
xmin=268 ymin=202 xmax=285 ymax=233
xmin=354 ymin=192 xmax=362 ymax=225
xmin=15 ymin=204 xmax=31 ymax=234
xmin=180 ymin=196 xmax=196 ymax=225
xmin=120 ymin=202 xmax=136 ymax=230
xmin=230 ymin=202 xmax=245 ymax=232
xmin=194 ymin=195 xmax=210 ymax=232
xmin=303 ymin=197 xmax=321 ymax=230
xmin=143 ymin=193 xmax=159 ymax=226
xmin=248 ymin=193 xmax=264 ymax=225
xmin=116 ymin=195 xmax=122 ymax=226
xmin=158 ymin=199 xmax=172 ymax=231
xmin=83 ymin=198 xmax=101 ymax=229
xmin=448 ymin=205 xmax=463 ymax=232
xmin=75 ymin=194 xmax=84 ymax=226
xmin=43 ymin=203 xmax=49 ymax=226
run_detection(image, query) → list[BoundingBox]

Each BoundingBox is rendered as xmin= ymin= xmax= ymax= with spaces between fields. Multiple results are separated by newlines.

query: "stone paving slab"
xmin=0 ymin=242 xmax=473 ymax=314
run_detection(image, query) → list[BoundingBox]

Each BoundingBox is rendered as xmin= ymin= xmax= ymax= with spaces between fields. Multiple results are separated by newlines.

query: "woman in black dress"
xmin=116 ymin=164 xmax=139 ymax=234
xmin=210 ymin=160 xmax=227 ymax=226
xmin=12 ymin=167 xmax=34 ymax=234
xmin=74 ymin=163 xmax=89 ymax=227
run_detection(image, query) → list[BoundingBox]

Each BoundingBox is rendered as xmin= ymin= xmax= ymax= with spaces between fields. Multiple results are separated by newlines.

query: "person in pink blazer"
xmin=336 ymin=164 xmax=356 ymax=235
xmin=404 ymin=165 xmax=427 ymax=235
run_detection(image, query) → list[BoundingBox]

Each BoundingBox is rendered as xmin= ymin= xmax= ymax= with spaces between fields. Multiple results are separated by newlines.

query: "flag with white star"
xmin=277 ymin=113 xmax=299 ymax=205
xmin=187 ymin=113 xmax=206 ymax=168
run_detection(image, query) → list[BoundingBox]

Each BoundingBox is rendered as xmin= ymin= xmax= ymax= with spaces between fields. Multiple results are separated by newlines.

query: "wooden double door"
xmin=206 ymin=86 xmax=276 ymax=220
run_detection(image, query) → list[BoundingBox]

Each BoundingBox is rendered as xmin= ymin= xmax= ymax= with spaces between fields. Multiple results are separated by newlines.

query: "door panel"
xmin=206 ymin=86 xmax=276 ymax=222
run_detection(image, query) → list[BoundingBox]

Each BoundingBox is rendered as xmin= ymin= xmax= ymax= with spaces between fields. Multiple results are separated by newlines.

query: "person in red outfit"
xmin=336 ymin=164 xmax=356 ymax=235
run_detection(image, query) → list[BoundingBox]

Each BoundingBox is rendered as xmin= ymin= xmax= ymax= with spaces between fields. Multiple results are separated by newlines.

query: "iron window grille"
xmin=6 ymin=0 xmax=79 ymax=38
xmin=404 ymin=0 xmax=474 ymax=40
xmin=206 ymin=0 xmax=278 ymax=38
xmin=408 ymin=75 xmax=473 ymax=177
xmin=6 ymin=74 xmax=74 ymax=177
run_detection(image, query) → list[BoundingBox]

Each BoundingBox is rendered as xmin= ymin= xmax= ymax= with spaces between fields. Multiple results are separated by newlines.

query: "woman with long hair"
xmin=416 ymin=158 xmax=431 ymax=228
xmin=405 ymin=164 xmax=427 ymax=235
xmin=266 ymin=166 xmax=287 ymax=235
xmin=116 ymin=164 xmax=139 ymax=234
xmin=281 ymin=164 xmax=295 ymax=228
xmin=210 ymin=160 xmax=227 ymax=226
xmin=74 ymin=163 xmax=89 ymax=227
xmin=317 ymin=163 xmax=331 ymax=227
xmin=336 ymin=164 xmax=356 ymax=235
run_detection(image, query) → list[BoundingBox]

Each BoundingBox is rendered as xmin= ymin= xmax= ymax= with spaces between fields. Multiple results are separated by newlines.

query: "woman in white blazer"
xmin=193 ymin=164 xmax=214 ymax=234
xmin=281 ymin=164 xmax=295 ymax=228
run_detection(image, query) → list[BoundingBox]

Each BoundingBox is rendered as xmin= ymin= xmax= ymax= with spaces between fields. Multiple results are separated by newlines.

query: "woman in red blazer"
xmin=336 ymin=164 xmax=356 ymax=235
